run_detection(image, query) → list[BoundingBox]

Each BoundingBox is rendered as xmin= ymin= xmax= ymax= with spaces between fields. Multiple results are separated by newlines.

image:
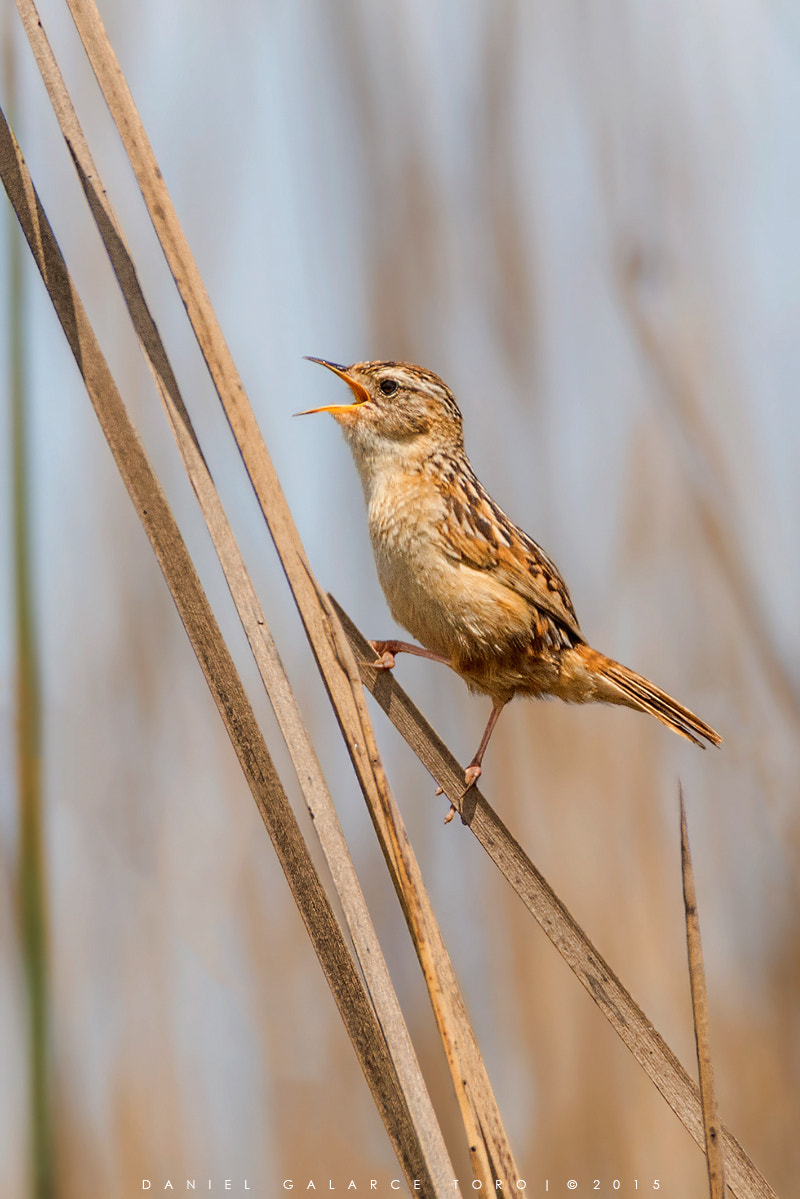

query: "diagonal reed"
xmin=6 ymin=3 xmax=778 ymax=1196
xmin=0 ymin=103 xmax=449 ymax=1195
xmin=11 ymin=3 xmax=455 ymax=1188
xmin=680 ymin=790 xmax=726 ymax=1199
xmin=333 ymin=600 xmax=776 ymax=1199
xmin=38 ymin=0 xmax=520 ymax=1185
xmin=13 ymin=0 xmax=519 ymax=1187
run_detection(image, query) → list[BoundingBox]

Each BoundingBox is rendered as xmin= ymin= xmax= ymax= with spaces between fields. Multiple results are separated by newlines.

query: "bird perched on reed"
xmin=299 ymin=358 xmax=721 ymax=800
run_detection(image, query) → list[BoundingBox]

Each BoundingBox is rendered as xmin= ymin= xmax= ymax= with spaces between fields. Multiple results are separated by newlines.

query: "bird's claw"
xmin=440 ymin=766 xmax=481 ymax=825
xmin=435 ymin=784 xmax=455 ymax=823
xmin=463 ymin=763 xmax=482 ymax=792
xmin=369 ymin=641 xmax=396 ymax=670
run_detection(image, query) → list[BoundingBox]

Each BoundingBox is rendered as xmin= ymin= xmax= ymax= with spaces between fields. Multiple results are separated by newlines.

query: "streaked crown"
xmin=301 ymin=358 xmax=465 ymax=454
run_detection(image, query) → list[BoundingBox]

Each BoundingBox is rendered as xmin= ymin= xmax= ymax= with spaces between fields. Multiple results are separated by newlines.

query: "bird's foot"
xmin=463 ymin=763 xmax=482 ymax=792
xmin=369 ymin=641 xmax=396 ymax=670
xmin=434 ymin=783 xmax=456 ymax=823
xmin=439 ymin=765 xmax=481 ymax=825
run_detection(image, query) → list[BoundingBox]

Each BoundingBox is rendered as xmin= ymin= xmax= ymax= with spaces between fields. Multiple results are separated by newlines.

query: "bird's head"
xmin=297 ymin=359 xmax=465 ymax=465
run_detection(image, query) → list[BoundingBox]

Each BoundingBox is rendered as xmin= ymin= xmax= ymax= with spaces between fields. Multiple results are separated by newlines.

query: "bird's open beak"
xmin=295 ymin=358 xmax=371 ymax=415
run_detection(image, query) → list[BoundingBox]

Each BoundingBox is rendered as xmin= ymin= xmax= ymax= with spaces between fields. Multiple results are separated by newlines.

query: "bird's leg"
xmin=370 ymin=639 xmax=450 ymax=671
xmin=442 ymin=700 xmax=508 ymax=823
xmin=463 ymin=699 xmax=508 ymax=792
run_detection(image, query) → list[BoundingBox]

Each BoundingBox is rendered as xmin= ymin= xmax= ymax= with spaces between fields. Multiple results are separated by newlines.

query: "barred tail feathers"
xmin=573 ymin=644 xmax=722 ymax=748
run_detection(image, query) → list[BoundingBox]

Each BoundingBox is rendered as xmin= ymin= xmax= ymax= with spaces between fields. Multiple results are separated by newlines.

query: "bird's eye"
xmin=379 ymin=378 xmax=399 ymax=397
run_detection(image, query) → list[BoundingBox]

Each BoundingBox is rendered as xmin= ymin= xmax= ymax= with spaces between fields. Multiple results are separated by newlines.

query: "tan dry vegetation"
xmin=2 ymin=1 xmax=798 ymax=1197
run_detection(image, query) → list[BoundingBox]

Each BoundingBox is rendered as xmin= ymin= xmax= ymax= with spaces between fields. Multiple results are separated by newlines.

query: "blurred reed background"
xmin=1 ymin=0 xmax=798 ymax=1194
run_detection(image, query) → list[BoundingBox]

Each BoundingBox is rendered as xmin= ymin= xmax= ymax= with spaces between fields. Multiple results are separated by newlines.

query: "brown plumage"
xmin=299 ymin=358 xmax=722 ymax=797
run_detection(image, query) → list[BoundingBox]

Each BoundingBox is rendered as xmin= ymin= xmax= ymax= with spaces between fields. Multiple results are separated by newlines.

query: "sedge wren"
xmin=299 ymin=358 xmax=722 ymax=795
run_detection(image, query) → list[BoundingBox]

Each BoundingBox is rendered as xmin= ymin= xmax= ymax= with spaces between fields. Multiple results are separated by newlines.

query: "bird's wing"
xmin=437 ymin=472 xmax=584 ymax=643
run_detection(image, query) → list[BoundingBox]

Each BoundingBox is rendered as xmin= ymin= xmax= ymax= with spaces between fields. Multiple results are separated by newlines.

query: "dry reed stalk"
xmin=12 ymin=4 xmax=455 ymax=1188
xmin=0 ymin=105 xmax=443 ymax=1195
xmin=680 ymin=790 xmax=726 ymax=1199
xmin=323 ymin=599 xmax=520 ymax=1189
xmin=47 ymin=0 xmax=520 ymax=1184
xmin=6 ymin=3 xmax=777 ymax=1195
xmin=4 ymin=17 xmax=53 ymax=1196
xmin=333 ymin=600 xmax=777 ymax=1199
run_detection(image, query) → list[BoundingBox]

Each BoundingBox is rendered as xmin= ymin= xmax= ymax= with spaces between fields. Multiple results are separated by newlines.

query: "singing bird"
xmin=299 ymin=358 xmax=721 ymax=797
